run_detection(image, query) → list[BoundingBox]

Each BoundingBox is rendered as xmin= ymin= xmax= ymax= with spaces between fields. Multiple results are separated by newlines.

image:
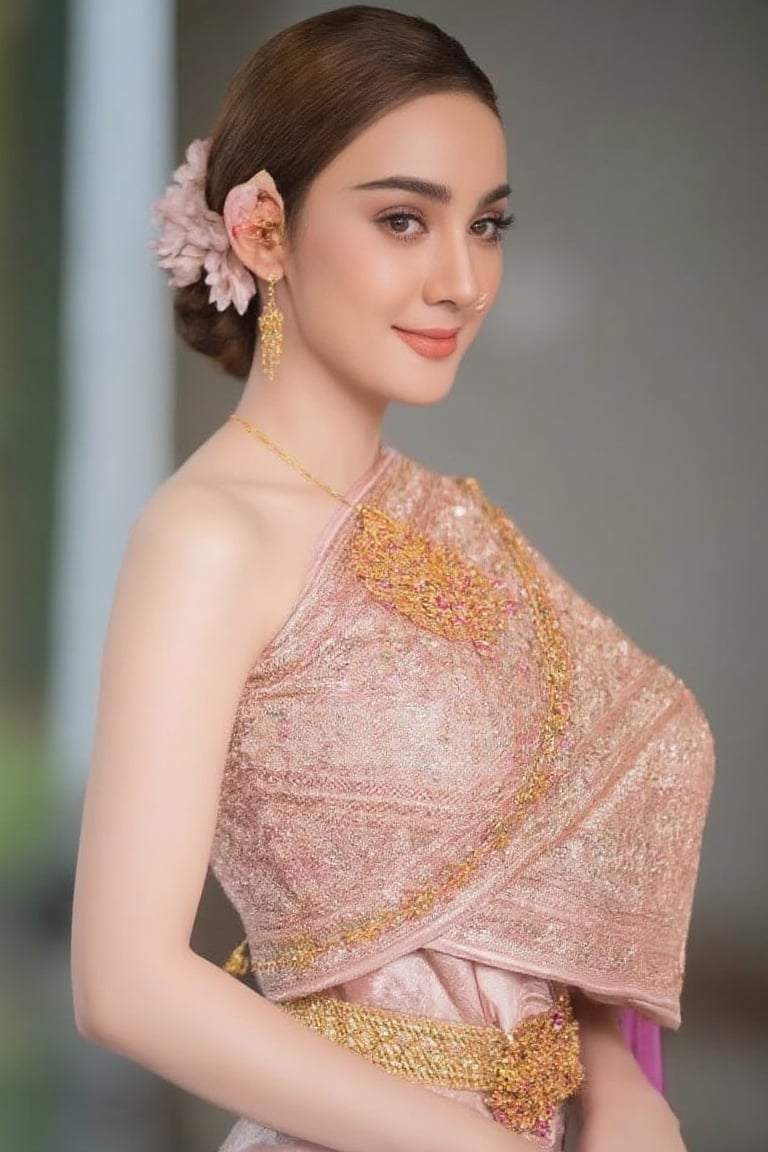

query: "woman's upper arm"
xmin=71 ymin=482 xmax=266 ymax=1031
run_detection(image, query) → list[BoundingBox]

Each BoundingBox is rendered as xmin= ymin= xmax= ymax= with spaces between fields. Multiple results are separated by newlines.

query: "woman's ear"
xmin=222 ymin=169 xmax=286 ymax=281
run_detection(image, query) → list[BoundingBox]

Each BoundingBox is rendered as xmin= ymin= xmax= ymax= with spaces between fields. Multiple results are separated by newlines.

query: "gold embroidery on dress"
xmin=223 ymin=477 xmax=572 ymax=977
xmin=350 ymin=504 xmax=514 ymax=651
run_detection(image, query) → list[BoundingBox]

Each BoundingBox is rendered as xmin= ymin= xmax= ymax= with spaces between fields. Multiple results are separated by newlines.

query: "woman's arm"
xmin=70 ymin=481 xmax=526 ymax=1152
xmin=571 ymin=992 xmax=686 ymax=1151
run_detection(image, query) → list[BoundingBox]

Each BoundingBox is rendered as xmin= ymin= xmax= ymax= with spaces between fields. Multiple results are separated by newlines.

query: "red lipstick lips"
xmin=393 ymin=326 xmax=459 ymax=359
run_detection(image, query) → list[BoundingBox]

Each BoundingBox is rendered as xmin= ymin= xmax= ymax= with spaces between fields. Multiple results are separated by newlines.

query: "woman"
xmin=70 ymin=7 xmax=714 ymax=1152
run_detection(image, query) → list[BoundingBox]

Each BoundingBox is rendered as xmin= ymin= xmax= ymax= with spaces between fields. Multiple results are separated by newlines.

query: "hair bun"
xmin=174 ymin=279 xmax=257 ymax=380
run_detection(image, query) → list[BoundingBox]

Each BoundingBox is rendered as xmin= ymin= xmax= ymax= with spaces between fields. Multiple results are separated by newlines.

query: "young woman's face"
xmin=281 ymin=91 xmax=510 ymax=408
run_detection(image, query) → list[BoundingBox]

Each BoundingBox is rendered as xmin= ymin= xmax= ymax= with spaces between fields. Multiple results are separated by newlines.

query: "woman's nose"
xmin=423 ymin=230 xmax=481 ymax=310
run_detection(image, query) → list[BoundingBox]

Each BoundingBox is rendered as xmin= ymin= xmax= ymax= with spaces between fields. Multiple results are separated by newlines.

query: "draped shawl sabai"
xmin=210 ymin=448 xmax=715 ymax=1033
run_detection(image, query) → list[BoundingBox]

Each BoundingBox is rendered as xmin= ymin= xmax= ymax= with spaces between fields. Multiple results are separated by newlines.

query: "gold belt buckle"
xmin=483 ymin=995 xmax=585 ymax=1139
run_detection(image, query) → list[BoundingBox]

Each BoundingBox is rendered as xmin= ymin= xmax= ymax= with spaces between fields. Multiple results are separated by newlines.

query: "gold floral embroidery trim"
xmin=350 ymin=504 xmax=515 ymax=651
xmin=223 ymin=477 xmax=572 ymax=976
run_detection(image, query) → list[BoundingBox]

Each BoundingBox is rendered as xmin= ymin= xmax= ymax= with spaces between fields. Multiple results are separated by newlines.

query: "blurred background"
xmin=1 ymin=0 xmax=766 ymax=1149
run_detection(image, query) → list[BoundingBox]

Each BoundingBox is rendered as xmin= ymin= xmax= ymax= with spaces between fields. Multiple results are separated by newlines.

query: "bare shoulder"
xmin=115 ymin=469 xmax=275 ymax=671
xmin=127 ymin=470 xmax=262 ymax=575
xmin=116 ymin=424 xmax=344 ymax=670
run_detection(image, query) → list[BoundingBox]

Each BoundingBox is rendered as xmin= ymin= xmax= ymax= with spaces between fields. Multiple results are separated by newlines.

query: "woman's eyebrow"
xmin=351 ymin=176 xmax=512 ymax=210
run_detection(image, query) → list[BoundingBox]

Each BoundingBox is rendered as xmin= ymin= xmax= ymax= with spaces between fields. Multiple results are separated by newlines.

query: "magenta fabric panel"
xmin=620 ymin=1009 xmax=664 ymax=1094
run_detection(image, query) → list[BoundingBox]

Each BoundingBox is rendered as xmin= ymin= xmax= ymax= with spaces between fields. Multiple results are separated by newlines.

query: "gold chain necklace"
xmin=227 ymin=412 xmax=513 ymax=651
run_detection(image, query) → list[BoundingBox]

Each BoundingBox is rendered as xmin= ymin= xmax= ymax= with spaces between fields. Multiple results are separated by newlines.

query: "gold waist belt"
xmin=281 ymin=989 xmax=584 ymax=1138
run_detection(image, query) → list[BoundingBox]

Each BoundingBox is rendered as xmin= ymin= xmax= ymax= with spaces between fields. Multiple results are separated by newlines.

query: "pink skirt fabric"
xmin=217 ymin=948 xmax=571 ymax=1151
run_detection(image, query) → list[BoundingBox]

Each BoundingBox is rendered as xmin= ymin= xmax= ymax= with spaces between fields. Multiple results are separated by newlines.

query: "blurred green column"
xmin=0 ymin=2 xmax=66 ymax=707
xmin=0 ymin=1 xmax=68 ymax=869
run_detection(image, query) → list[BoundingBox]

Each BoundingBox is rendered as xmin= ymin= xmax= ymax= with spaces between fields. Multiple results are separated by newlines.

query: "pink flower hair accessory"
xmin=152 ymin=139 xmax=285 ymax=316
xmin=223 ymin=173 xmax=285 ymax=249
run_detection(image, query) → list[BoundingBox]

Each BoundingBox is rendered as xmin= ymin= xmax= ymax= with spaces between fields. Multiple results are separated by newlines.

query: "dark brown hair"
xmin=175 ymin=4 xmax=500 ymax=379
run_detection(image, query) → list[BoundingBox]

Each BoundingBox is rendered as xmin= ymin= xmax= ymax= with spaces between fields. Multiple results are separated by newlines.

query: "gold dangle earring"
xmin=258 ymin=273 xmax=284 ymax=380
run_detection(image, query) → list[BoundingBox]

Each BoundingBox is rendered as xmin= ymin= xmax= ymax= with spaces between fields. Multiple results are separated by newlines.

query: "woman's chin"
xmin=385 ymin=368 xmax=460 ymax=407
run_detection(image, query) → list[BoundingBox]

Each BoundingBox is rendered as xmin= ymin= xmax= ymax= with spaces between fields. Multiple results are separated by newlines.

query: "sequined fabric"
xmin=211 ymin=448 xmax=713 ymax=1019
xmin=209 ymin=446 xmax=714 ymax=1149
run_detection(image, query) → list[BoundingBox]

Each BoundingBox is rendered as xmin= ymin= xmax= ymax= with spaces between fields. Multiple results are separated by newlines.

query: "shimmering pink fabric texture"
xmin=209 ymin=446 xmax=714 ymax=1151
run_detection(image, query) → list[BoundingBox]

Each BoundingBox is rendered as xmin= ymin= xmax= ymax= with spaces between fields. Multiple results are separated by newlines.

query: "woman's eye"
xmin=379 ymin=212 xmax=424 ymax=240
xmin=377 ymin=209 xmax=515 ymax=245
xmin=471 ymin=214 xmax=515 ymax=243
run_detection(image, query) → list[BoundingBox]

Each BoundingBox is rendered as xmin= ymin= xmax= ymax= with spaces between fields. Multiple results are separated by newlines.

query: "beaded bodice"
xmin=209 ymin=448 xmax=714 ymax=1024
